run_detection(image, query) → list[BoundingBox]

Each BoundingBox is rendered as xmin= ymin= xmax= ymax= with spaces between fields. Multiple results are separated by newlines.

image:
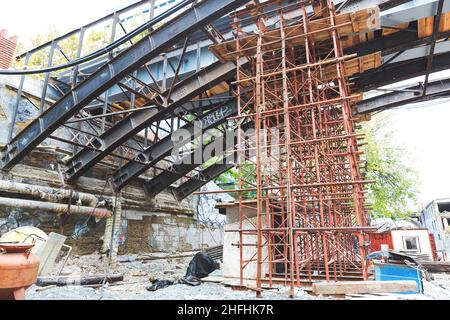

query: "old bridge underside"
xmin=0 ymin=0 xmax=449 ymax=199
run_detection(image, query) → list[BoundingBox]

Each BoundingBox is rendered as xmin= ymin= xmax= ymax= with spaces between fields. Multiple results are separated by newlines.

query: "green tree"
xmin=13 ymin=26 xmax=109 ymax=74
xmin=360 ymin=114 xmax=418 ymax=219
xmin=215 ymin=114 xmax=419 ymax=217
xmin=14 ymin=26 xmax=80 ymax=71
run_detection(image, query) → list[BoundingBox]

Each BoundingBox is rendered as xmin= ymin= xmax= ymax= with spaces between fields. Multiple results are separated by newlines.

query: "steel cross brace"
xmin=357 ymin=77 xmax=450 ymax=113
xmin=174 ymin=160 xmax=236 ymax=201
xmin=144 ymin=122 xmax=249 ymax=197
xmin=354 ymin=51 xmax=450 ymax=91
xmin=0 ymin=0 xmax=249 ymax=171
xmin=64 ymin=60 xmax=244 ymax=181
xmin=111 ymin=102 xmax=238 ymax=191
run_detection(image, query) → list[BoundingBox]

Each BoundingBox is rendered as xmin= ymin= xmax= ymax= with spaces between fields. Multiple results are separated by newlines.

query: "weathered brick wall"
xmin=0 ymin=207 xmax=106 ymax=255
xmin=0 ymin=29 xmax=18 ymax=69
xmin=119 ymin=209 xmax=223 ymax=254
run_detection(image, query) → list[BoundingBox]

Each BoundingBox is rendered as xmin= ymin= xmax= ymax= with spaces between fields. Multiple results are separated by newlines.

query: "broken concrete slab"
xmin=36 ymin=232 xmax=67 ymax=276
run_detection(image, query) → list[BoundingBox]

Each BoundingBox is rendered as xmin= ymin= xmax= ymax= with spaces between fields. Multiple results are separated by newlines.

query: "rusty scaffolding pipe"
xmin=208 ymin=0 xmax=375 ymax=296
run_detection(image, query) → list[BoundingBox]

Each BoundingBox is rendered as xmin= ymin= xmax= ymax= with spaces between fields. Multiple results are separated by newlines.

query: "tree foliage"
xmin=14 ymin=26 xmax=85 ymax=71
xmin=360 ymin=114 xmax=418 ymax=219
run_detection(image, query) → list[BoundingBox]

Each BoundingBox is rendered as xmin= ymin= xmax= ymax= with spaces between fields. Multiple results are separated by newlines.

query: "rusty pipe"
xmin=0 ymin=180 xmax=99 ymax=207
xmin=0 ymin=197 xmax=111 ymax=218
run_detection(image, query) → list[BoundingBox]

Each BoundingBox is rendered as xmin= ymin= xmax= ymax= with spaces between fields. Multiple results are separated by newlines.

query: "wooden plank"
xmin=36 ymin=232 xmax=67 ymax=276
xmin=418 ymin=13 xmax=450 ymax=39
xmin=312 ymin=280 xmax=418 ymax=295
xmin=322 ymin=52 xmax=381 ymax=80
xmin=382 ymin=22 xmax=409 ymax=36
xmin=439 ymin=12 xmax=450 ymax=32
xmin=210 ymin=7 xmax=380 ymax=61
xmin=418 ymin=16 xmax=435 ymax=38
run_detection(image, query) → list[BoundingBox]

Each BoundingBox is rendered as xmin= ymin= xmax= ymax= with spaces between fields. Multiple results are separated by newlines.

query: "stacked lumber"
xmin=209 ymin=7 xmax=380 ymax=62
xmin=418 ymin=12 xmax=450 ymax=38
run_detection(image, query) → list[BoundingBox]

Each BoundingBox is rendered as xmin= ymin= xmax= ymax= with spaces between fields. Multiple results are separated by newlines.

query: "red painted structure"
xmin=369 ymin=228 xmax=437 ymax=260
xmin=369 ymin=232 xmax=393 ymax=252
xmin=0 ymin=29 xmax=18 ymax=69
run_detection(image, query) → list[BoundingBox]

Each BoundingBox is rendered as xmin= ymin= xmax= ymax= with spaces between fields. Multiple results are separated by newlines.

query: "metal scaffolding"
xmin=216 ymin=0 xmax=374 ymax=296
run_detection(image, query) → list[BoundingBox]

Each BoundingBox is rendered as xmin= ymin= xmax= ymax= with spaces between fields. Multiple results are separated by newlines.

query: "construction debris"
xmin=146 ymin=252 xmax=220 ymax=291
xmin=36 ymin=274 xmax=124 ymax=287
xmin=14 ymin=251 xmax=450 ymax=300
xmin=421 ymin=262 xmax=450 ymax=273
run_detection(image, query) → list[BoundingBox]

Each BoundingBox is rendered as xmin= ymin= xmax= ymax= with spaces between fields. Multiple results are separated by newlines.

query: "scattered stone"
xmin=131 ymin=270 xmax=148 ymax=277
xmin=24 ymin=252 xmax=450 ymax=300
xmin=164 ymin=270 xmax=176 ymax=275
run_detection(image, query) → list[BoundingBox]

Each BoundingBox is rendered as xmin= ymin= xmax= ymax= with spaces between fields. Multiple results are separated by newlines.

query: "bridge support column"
xmin=103 ymin=195 xmax=122 ymax=264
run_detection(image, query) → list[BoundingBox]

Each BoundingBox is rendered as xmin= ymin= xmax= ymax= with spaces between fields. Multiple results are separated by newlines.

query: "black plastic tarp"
xmin=146 ymin=252 xmax=220 ymax=291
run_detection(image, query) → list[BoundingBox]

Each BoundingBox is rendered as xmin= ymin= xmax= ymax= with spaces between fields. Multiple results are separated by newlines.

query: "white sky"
xmin=0 ymin=0 xmax=129 ymax=45
xmin=369 ymin=70 xmax=450 ymax=209
xmin=386 ymin=100 xmax=450 ymax=208
xmin=1 ymin=1 xmax=449 ymax=210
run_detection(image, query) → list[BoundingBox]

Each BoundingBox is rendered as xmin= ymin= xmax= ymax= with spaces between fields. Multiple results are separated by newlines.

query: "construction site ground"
xmin=24 ymin=253 xmax=450 ymax=300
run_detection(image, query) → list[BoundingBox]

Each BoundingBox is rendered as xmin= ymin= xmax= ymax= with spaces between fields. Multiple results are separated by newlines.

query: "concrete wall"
xmin=0 ymin=148 xmax=221 ymax=256
xmin=0 ymin=205 xmax=107 ymax=255
xmin=0 ymin=78 xmax=81 ymax=148
xmin=222 ymin=205 xmax=268 ymax=286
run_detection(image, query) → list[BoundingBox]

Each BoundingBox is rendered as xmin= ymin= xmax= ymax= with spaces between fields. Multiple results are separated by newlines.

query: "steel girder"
xmin=380 ymin=0 xmax=450 ymax=27
xmin=0 ymin=0 xmax=249 ymax=171
xmin=357 ymin=78 xmax=450 ymax=113
xmin=64 ymin=60 xmax=241 ymax=181
xmin=112 ymin=102 xmax=238 ymax=191
xmin=146 ymin=119 xmax=255 ymax=197
xmin=344 ymin=29 xmax=450 ymax=57
xmin=174 ymin=162 xmax=235 ymax=201
xmin=354 ymin=51 xmax=450 ymax=91
xmin=144 ymin=124 xmax=245 ymax=197
xmin=382 ymin=40 xmax=450 ymax=65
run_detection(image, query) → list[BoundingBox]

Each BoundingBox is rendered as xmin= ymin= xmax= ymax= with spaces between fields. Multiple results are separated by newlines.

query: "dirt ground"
xmin=24 ymin=253 xmax=450 ymax=300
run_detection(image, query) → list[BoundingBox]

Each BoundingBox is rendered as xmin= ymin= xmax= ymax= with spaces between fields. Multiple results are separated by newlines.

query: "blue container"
xmin=374 ymin=263 xmax=423 ymax=294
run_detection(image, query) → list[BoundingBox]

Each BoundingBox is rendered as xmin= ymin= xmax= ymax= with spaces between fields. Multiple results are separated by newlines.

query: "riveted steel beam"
xmin=0 ymin=0 xmax=249 ymax=171
xmin=64 ymin=59 xmax=242 ymax=181
xmin=174 ymin=162 xmax=235 ymax=201
xmin=145 ymin=128 xmax=238 ymax=197
xmin=145 ymin=119 xmax=253 ymax=196
xmin=112 ymin=102 xmax=238 ymax=191
xmin=354 ymin=51 xmax=450 ymax=91
xmin=357 ymin=78 xmax=450 ymax=114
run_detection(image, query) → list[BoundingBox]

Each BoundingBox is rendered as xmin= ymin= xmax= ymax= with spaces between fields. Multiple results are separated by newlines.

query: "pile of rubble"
xmin=25 ymin=252 xmax=319 ymax=300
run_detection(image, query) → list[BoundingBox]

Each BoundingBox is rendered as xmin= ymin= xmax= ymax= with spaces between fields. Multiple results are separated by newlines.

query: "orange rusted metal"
xmin=0 ymin=243 xmax=40 ymax=300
